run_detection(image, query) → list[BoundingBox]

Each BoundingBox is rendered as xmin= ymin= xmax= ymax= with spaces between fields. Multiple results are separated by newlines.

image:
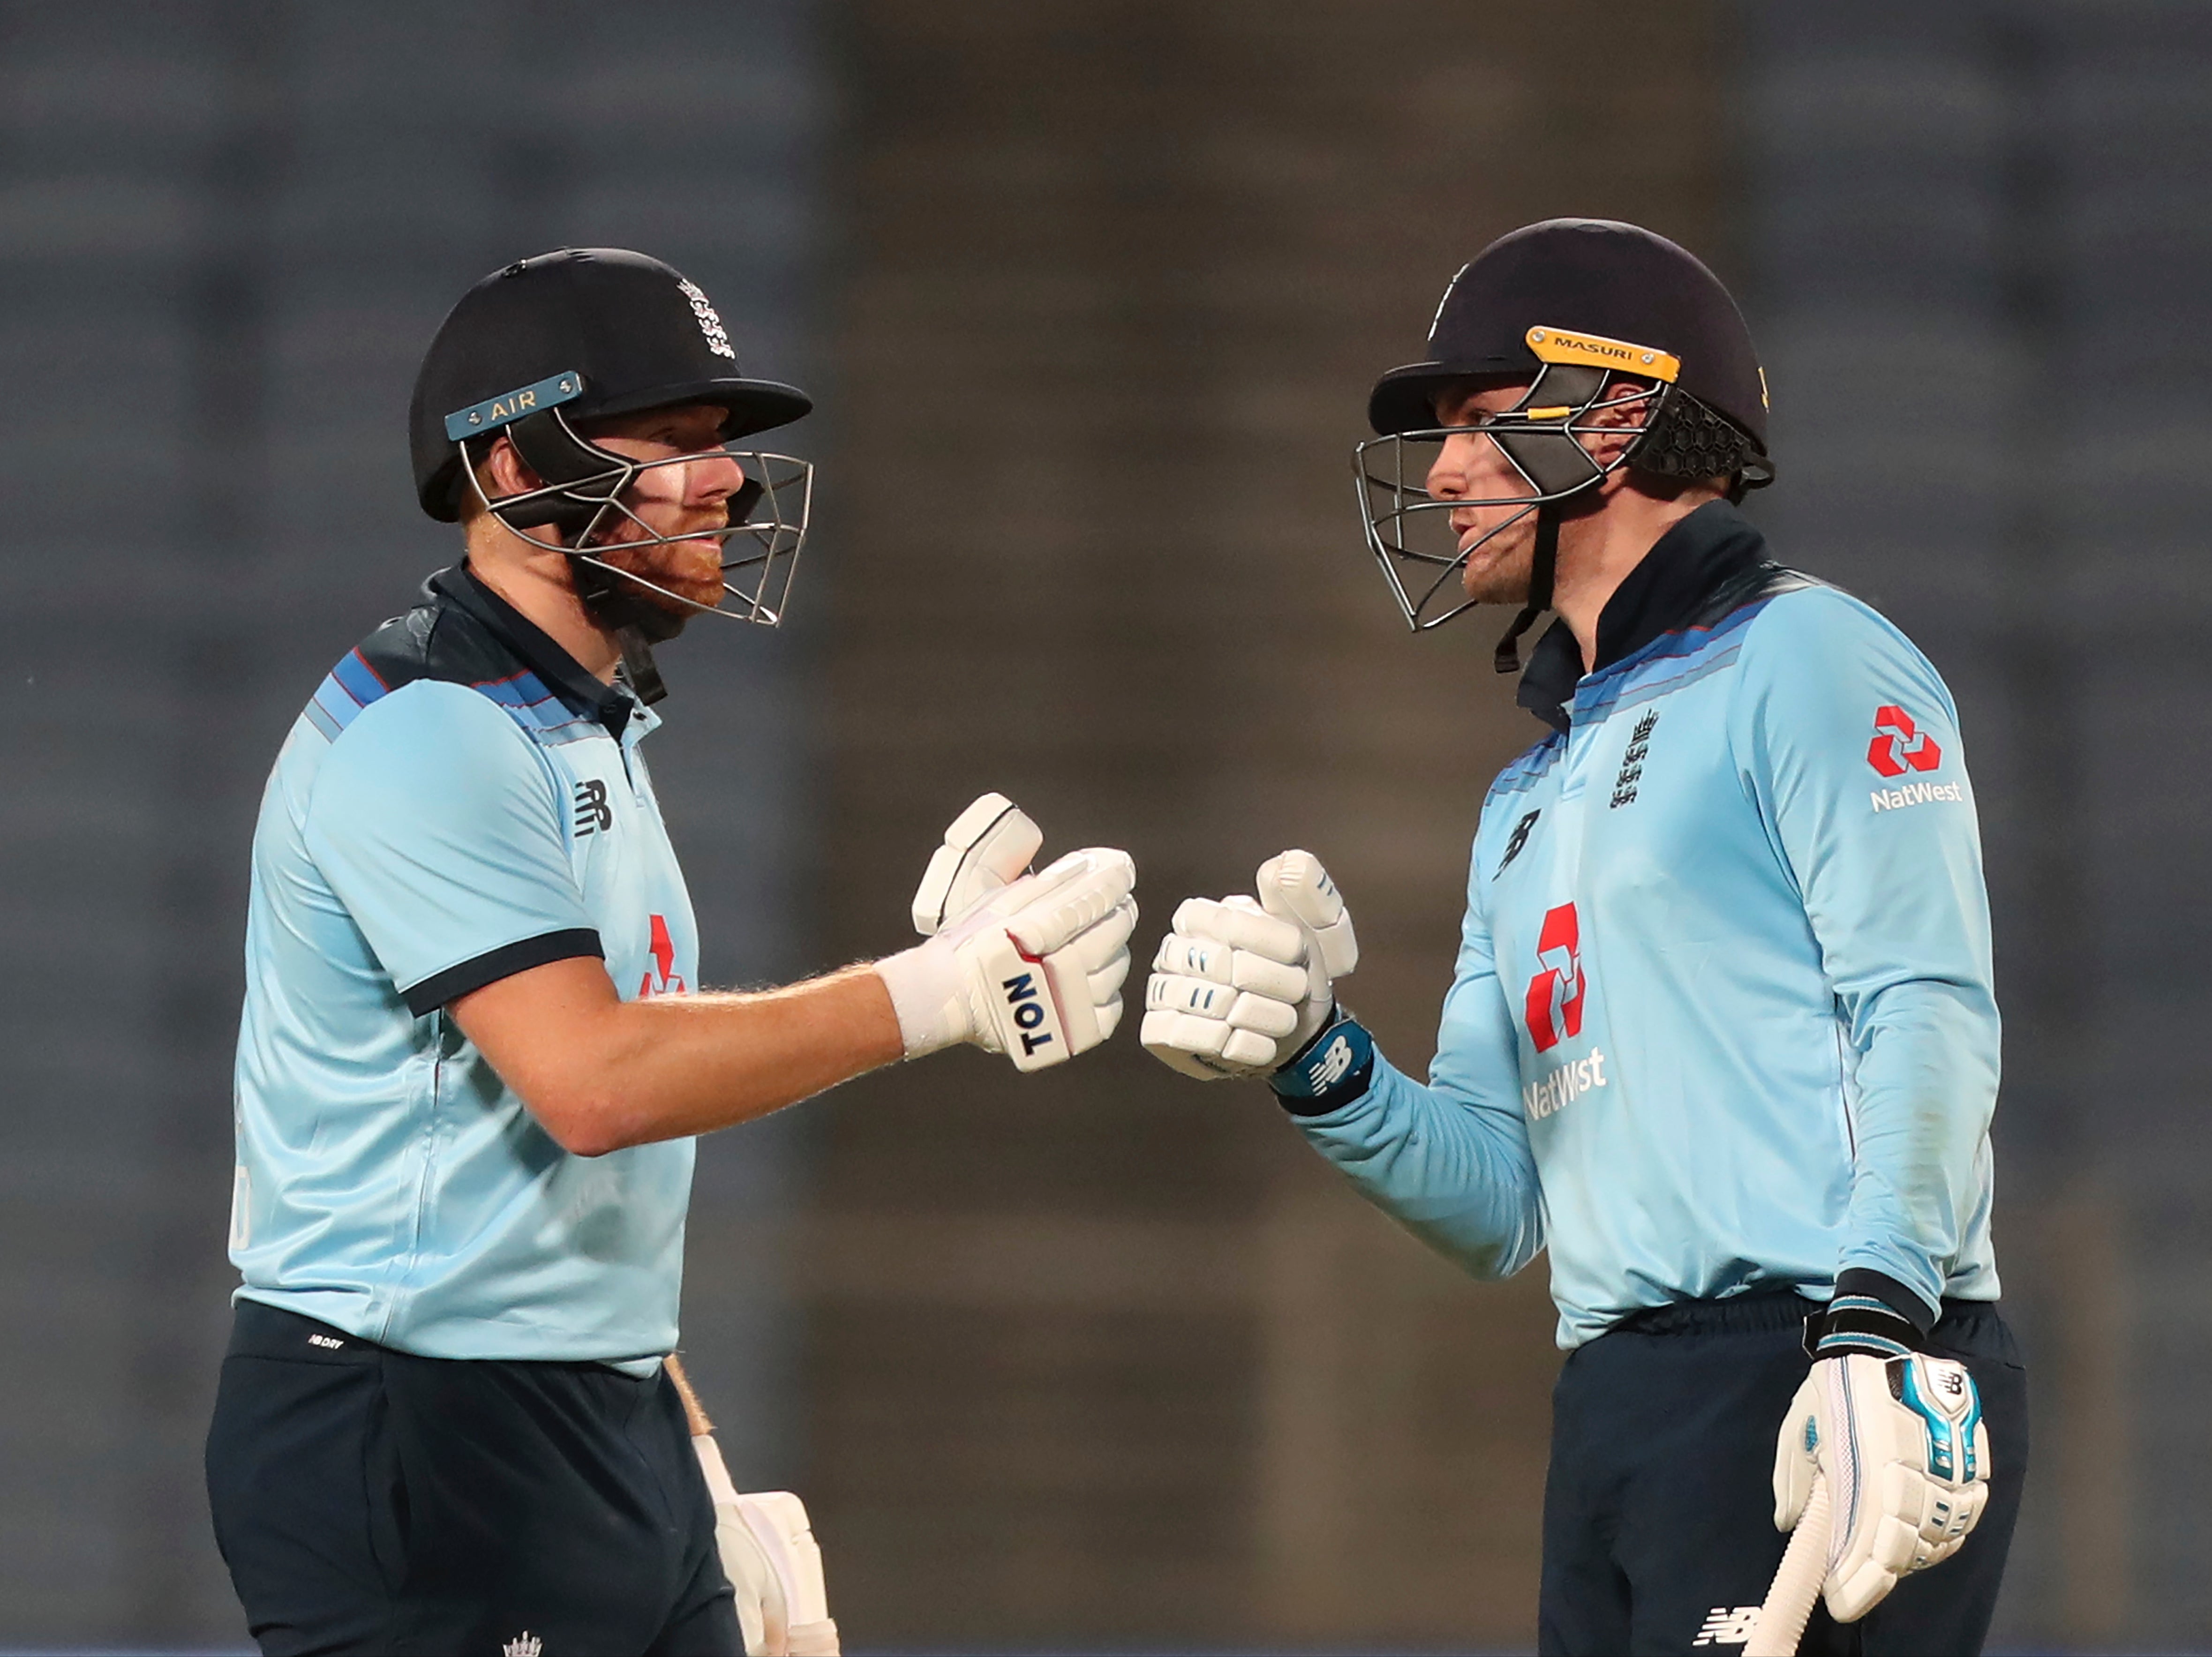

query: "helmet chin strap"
xmin=617 ymin=625 xmax=668 ymax=706
xmin=1493 ymin=501 xmax=1561 ymax=675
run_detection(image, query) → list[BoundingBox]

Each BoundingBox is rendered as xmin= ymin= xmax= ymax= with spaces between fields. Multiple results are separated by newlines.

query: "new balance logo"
xmin=1693 ymin=1605 xmax=1759 ymax=1647
xmin=503 ymin=1635 xmax=542 ymax=1657
xmin=573 ymin=778 xmax=613 ymax=836
xmin=1611 ymin=708 xmax=1657 ymax=809
xmin=1309 ymin=1034 xmax=1354 ymax=1090
xmin=1495 ymin=809 xmax=1541 ymax=878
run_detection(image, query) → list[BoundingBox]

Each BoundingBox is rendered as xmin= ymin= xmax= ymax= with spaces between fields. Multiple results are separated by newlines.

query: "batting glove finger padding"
xmin=1150 ymin=926 xmax=1312 ymax=1005
xmin=1067 ymin=898 xmax=1137 ymax=977
xmin=1141 ymin=851 xmax=1358 ymax=1081
xmin=1770 ymin=1351 xmax=1991 ymax=1623
xmin=1144 ymin=974 xmax=1299 ymax=1037
xmin=1004 ymin=849 xmax=1135 ymax=953
xmin=1139 ymin=1008 xmax=1280 ymax=1075
xmin=1171 ymin=894 xmax=1305 ymax=962
xmin=877 ymin=798 xmax=1137 ymax=1072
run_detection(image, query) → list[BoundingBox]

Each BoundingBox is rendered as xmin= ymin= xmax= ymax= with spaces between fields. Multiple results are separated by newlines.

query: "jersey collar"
xmin=1515 ymin=499 xmax=1770 ymax=732
xmin=430 ymin=564 xmax=639 ymax=740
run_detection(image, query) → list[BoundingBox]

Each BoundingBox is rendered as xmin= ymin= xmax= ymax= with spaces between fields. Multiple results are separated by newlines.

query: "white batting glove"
xmin=875 ymin=793 xmax=1137 ymax=1071
xmin=1141 ymin=850 xmax=1357 ymax=1080
xmin=692 ymin=1435 xmax=840 ymax=1656
xmin=1771 ymin=1351 xmax=1990 ymax=1622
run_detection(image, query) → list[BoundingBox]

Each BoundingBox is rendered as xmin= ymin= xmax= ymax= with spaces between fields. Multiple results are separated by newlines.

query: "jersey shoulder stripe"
xmin=303 ymin=599 xmax=597 ymax=746
xmin=1576 ymin=565 xmax=1820 ymax=723
xmin=1489 ymin=730 xmax=1565 ymax=802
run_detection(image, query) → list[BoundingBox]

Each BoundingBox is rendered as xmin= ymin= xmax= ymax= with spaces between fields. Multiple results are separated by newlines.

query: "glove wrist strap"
xmin=1269 ymin=1009 xmax=1376 ymax=1117
xmin=1805 ymin=1267 xmax=1936 ymax=1361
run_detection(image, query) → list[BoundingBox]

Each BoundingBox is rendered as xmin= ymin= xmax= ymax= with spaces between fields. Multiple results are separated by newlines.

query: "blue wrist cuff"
xmin=1270 ymin=1010 xmax=1376 ymax=1117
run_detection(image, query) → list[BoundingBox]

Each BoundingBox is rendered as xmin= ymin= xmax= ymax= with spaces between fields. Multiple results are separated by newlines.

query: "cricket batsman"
xmin=1140 ymin=219 xmax=2027 ymax=1652
xmin=206 ymin=247 xmax=1138 ymax=1655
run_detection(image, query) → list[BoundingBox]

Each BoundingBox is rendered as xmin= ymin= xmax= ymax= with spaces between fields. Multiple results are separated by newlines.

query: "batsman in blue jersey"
xmin=206 ymin=248 xmax=1139 ymax=1657
xmin=1142 ymin=221 xmax=2025 ymax=1654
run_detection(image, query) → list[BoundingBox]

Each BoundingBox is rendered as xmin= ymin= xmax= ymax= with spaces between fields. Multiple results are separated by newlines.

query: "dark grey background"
xmin=0 ymin=0 xmax=2205 ymax=1649
xmin=1746 ymin=2 xmax=2212 ymax=1640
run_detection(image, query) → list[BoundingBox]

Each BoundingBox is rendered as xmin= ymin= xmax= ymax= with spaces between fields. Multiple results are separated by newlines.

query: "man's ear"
xmin=1579 ymin=374 xmax=1659 ymax=469
xmin=478 ymin=433 xmax=546 ymax=502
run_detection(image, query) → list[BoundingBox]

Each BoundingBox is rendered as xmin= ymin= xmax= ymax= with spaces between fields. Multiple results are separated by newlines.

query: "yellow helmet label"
xmin=1526 ymin=326 xmax=1680 ymax=383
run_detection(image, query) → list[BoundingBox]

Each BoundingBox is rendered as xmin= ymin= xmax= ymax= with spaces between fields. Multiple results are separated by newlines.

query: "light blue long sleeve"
xmin=1727 ymin=590 xmax=2000 ymax=1317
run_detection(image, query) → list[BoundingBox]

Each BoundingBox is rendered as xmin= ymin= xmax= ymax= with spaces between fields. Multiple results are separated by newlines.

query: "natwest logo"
xmin=1867 ymin=704 xmax=1941 ymax=778
xmin=1524 ymin=903 xmax=1585 ymax=1053
xmin=639 ymin=914 xmax=688 ymax=998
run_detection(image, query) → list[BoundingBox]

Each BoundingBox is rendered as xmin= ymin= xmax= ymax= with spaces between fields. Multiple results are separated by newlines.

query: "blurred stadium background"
xmin=2 ymin=0 xmax=2208 ymax=1650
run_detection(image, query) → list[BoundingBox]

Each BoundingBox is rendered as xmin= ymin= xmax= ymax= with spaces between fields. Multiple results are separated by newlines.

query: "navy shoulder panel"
xmin=1689 ymin=562 xmax=1819 ymax=630
xmin=300 ymin=587 xmax=519 ymax=742
xmin=352 ymin=591 xmax=513 ymax=694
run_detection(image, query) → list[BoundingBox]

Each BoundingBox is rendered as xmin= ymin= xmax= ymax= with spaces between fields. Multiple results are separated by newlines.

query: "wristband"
xmin=1803 ymin=1268 xmax=1936 ymax=1361
xmin=1269 ymin=1008 xmax=1376 ymax=1117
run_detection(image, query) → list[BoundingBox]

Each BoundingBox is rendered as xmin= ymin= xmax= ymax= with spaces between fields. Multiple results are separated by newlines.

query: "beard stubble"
xmin=1458 ymin=514 xmax=1537 ymax=606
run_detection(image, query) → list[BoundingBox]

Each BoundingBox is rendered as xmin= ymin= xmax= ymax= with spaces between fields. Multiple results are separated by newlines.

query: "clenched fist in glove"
xmin=1770 ymin=1341 xmax=1990 ymax=1622
xmin=874 ymin=794 xmax=1136 ymax=1071
xmin=1141 ymin=851 xmax=1357 ymax=1079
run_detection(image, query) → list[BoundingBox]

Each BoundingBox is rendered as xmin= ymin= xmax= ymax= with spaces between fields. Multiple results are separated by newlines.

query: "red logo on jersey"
xmin=639 ymin=914 xmax=688 ymax=998
xmin=1867 ymin=705 xmax=1941 ymax=778
xmin=1525 ymin=903 xmax=1584 ymax=1053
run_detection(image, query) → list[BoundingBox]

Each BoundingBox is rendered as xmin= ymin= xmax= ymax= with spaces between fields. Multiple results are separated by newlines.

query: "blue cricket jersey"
xmin=1279 ymin=502 xmax=2000 ymax=1347
xmin=228 ymin=565 xmax=700 ymax=1366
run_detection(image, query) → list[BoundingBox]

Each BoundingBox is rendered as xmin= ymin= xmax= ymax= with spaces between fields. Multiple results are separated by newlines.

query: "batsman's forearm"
xmin=456 ymin=958 xmax=905 ymax=1155
xmin=570 ymin=967 xmax=905 ymax=1151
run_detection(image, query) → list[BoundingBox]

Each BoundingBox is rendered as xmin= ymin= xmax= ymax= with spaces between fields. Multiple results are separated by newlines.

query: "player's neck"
xmin=1552 ymin=486 xmax=1723 ymax=674
xmin=462 ymin=531 xmax=623 ymax=683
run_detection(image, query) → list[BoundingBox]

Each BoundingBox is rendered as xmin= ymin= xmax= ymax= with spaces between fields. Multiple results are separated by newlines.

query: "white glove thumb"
xmin=1255 ymin=850 xmax=1358 ymax=1053
xmin=1772 ymin=1372 xmax=1821 ymax=1534
xmin=910 ymin=793 xmax=1043 ymax=936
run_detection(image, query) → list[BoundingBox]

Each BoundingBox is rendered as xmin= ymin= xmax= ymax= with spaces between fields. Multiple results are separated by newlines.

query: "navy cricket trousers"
xmin=206 ymin=1300 xmax=740 ymax=1657
xmin=1539 ymin=1291 xmax=2028 ymax=1655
